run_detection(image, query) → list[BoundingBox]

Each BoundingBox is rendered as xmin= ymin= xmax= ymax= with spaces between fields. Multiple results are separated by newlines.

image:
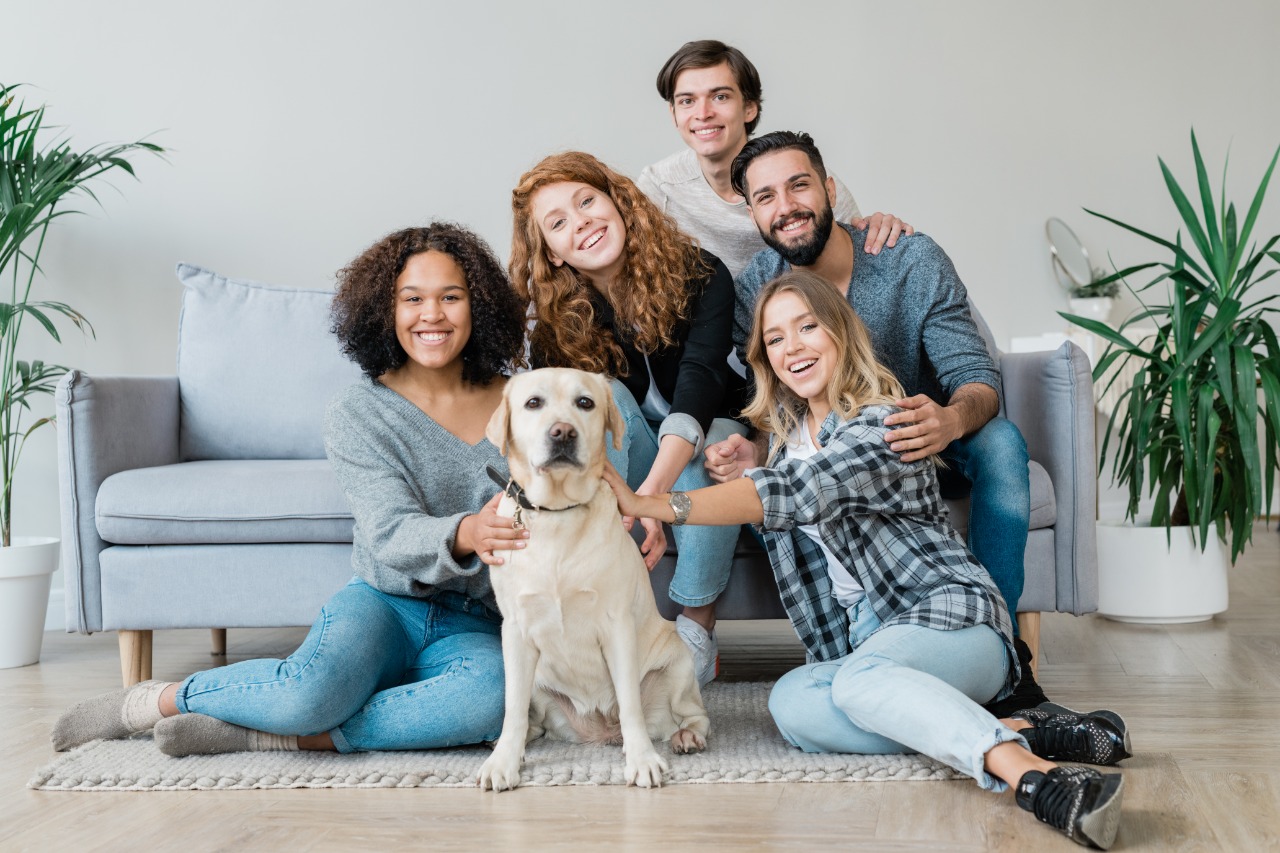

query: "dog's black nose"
xmin=548 ymin=422 xmax=578 ymax=442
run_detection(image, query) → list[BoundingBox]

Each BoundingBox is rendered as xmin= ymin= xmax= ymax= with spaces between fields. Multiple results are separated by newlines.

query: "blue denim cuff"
xmin=974 ymin=726 xmax=1030 ymax=792
xmin=657 ymin=412 xmax=706 ymax=455
xmin=173 ymin=676 xmax=195 ymax=715
xmin=328 ymin=725 xmax=355 ymax=754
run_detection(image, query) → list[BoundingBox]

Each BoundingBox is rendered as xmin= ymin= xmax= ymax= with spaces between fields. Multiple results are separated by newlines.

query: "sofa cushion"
xmin=96 ymin=460 xmax=354 ymax=545
xmin=1026 ymin=461 xmax=1056 ymax=529
xmin=176 ymin=263 xmax=363 ymax=460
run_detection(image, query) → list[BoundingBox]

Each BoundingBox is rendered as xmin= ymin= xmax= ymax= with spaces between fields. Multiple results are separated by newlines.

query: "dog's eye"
xmin=576 ymin=396 xmax=595 ymax=410
xmin=524 ymin=396 xmax=543 ymax=410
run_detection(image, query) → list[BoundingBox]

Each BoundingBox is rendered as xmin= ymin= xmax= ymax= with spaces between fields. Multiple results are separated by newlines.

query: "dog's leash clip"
xmin=508 ymin=495 xmax=525 ymax=530
xmin=486 ymin=464 xmax=526 ymax=529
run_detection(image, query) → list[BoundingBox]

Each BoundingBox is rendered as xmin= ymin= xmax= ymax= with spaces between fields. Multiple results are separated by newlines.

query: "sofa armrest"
xmin=56 ymin=372 xmax=181 ymax=633
xmin=999 ymin=343 xmax=1098 ymax=614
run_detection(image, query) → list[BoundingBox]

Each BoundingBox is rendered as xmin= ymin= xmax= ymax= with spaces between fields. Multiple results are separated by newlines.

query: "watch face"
xmin=670 ymin=491 xmax=692 ymax=525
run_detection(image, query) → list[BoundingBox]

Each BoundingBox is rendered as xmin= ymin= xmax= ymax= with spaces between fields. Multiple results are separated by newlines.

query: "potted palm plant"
xmin=0 ymin=83 xmax=163 ymax=667
xmin=1063 ymin=130 xmax=1280 ymax=623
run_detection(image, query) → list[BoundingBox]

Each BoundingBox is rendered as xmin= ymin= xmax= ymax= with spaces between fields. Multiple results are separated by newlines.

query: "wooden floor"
xmin=4 ymin=526 xmax=1280 ymax=852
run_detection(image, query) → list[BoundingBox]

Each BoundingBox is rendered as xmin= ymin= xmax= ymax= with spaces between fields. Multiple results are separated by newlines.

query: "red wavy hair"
xmin=510 ymin=151 xmax=706 ymax=375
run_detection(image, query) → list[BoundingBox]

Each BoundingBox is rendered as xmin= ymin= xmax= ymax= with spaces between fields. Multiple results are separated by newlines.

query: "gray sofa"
xmin=57 ymin=265 xmax=1097 ymax=686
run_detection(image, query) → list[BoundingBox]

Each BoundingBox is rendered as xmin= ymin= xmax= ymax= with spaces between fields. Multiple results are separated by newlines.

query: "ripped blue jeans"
xmin=605 ymin=380 xmax=746 ymax=608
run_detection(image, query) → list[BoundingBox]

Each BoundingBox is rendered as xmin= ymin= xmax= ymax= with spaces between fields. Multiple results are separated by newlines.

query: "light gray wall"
xmin=9 ymin=2 xmax=1280 ymax=608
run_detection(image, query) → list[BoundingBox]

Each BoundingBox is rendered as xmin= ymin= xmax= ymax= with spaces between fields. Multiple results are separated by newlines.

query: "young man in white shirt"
xmin=637 ymin=39 xmax=911 ymax=278
xmin=636 ymin=40 xmax=912 ymax=678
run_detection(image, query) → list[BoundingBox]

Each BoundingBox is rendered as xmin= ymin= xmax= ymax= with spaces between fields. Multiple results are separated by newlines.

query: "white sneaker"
xmin=676 ymin=614 xmax=719 ymax=687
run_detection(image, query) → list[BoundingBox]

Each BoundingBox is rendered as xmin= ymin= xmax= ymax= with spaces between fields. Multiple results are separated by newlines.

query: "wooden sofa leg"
xmin=119 ymin=629 xmax=153 ymax=687
xmin=1017 ymin=612 xmax=1041 ymax=680
xmin=211 ymin=628 xmax=227 ymax=656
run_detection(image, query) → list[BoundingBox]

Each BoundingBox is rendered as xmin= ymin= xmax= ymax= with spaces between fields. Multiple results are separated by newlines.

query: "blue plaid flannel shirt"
xmin=746 ymin=404 xmax=1019 ymax=700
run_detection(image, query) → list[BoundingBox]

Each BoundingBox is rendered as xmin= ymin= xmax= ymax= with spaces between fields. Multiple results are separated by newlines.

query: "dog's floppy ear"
xmin=485 ymin=386 xmax=512 ymax=454
xmin=600 ymin=376 xmax=625 ymax=451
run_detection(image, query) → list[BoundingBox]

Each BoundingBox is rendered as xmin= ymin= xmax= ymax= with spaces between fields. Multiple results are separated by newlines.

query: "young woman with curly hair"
xmin=52 ymin=222 xmax=532 ymax=757
xmin=510 ymin=151 xmax=747 ymax=687
xmin=605 ymin=272 xmax=1128 ymax=850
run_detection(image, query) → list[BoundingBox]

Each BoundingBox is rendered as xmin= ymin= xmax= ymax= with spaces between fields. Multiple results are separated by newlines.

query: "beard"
xmin=761 ymin=202 xmax=835 ymax=267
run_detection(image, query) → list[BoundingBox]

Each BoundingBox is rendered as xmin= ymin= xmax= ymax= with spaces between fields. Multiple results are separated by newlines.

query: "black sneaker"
xmin=1012 ymin=702 xmax=1132 ymax=766
xmin=1016 ymin=766 xmax=1124 ymax=849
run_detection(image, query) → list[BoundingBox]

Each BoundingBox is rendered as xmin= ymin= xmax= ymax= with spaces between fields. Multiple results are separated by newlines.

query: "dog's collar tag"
xmin=485 ymin=463 xmax=530 ymax=528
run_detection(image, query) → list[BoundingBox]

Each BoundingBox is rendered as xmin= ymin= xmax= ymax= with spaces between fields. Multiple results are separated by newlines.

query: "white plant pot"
xmin=0 ymin=537 xmax=60 ymax=668
xmin=1068 ymin=297 xmax=1114 ymax=325
xmin=1096 ymin=521 xmax=1228 ymax=623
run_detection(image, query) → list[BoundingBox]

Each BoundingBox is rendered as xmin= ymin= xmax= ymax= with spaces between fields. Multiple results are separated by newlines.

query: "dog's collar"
xmin=485 ymin=464 xmax=586 ymax=528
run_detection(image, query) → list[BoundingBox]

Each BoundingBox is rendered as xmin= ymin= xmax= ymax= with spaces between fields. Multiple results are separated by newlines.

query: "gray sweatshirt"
xmin=324 ymin=378 xmax=507 ymax=608
xmin=734 ymin=225 xmax=1001 ymax=406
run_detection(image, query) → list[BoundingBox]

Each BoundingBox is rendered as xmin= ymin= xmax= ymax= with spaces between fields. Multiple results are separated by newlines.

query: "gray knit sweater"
xmin=734 ymin=224 xmax=1000 ymax=405
xmin=324 ymin=378 xmax=507 ymax=608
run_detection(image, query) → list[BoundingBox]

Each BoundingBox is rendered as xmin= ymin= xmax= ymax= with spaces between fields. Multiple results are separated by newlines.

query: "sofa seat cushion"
xmin=96 ymin=460 xmax=353 ymax=545
xmin=1026 ymin=461 xmax=1056 ymax=530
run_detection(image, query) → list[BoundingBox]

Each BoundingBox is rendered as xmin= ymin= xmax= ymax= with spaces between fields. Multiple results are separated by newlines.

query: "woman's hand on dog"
xmin=464 ymin=491 xmax=531 ymax=566
xmin=602 ymin=463 xmax=667 ymax=571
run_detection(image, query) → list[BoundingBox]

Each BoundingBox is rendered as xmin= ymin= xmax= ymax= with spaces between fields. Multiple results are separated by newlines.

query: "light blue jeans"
xmin=768 ymin=598 xmax=1026 ymax=790
xmin=605 ymin=380 xmax=746 ymax=607
xmin=175 ymin=577 xmax=505 ymax=753
xmin=939 ymin=416 xmax=1031 ymax=623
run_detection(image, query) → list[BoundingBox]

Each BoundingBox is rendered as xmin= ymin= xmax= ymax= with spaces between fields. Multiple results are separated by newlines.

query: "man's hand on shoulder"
xmin=884 ymin=384 xmax=998 ymax=461
xmin=883 ymin=394 xmax=963 ymax=462
xmin=851 ymin=212 xmax=914 ymax=256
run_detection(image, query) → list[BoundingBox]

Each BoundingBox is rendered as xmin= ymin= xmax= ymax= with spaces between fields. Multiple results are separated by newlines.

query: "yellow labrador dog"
xmin=477 ymin=367 xmax=709 ymax=791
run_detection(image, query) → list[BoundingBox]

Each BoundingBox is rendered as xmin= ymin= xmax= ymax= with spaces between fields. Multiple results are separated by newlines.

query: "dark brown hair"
xmin=731 ymin=130 xmax=828 ymax=200
xmin=655 ymin=39 xmax=764 ymax=135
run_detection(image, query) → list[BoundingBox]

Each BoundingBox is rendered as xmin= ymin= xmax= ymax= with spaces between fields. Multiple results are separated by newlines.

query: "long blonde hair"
xmin=741 ymin=271 xmax=904 ymax=463
xmin=509 ymin=151 xmax=705 ymax=375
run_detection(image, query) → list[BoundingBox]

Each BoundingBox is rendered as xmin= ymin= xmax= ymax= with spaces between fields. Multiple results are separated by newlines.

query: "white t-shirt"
xmin=787 ymin=418 xmax=866 ymax=609
xmin=637 ymin=148 xmax=860 ymax=278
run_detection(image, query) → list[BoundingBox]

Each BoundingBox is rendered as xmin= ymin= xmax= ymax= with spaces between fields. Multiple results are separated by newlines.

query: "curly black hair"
xmin=331 ymin=222 xmax=527 ymax=384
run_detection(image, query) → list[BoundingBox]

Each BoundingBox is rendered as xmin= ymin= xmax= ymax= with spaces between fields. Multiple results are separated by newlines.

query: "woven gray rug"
xmin=30 ymin=682 xmax=961 ymax=791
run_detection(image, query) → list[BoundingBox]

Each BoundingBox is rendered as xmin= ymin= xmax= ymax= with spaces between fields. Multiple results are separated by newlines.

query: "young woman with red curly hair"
xmin=510 ymin=151 xmax=745 ymax=686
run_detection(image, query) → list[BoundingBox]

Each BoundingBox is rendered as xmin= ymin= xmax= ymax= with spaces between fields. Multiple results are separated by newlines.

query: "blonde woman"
xmin=510 ymin=151 xmax=747 ymax=685
xmin=604 ymin=271 xmax=1127 ymax=850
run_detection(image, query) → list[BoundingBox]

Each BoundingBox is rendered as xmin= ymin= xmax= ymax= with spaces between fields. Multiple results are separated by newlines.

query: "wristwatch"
xmin=668 ymin=491 xmax=692 ymax=526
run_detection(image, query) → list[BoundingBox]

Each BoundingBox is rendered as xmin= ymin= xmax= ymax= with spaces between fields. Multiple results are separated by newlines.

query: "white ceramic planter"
xmin=0 ymin=537 xmax=60 ymax=668
xmin=1096 ymin=521 xmax=1228 ymax=623
xmin=1068 ymin=297 xmax=1114 ymax=325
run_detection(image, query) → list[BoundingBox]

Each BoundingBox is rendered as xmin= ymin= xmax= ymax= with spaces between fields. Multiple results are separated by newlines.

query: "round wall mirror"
xmin=1045 ymin=217 xmax=1092 ymax=290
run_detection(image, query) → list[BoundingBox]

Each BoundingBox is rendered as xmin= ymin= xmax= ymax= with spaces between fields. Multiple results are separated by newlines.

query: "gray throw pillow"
xmin=176 ymin=263 xmax=362 ymax=460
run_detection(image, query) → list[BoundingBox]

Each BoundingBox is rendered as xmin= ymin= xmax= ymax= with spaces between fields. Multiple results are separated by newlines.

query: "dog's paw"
xmin=670 ymin=727 xmax=706 ymax=754
xmin=625 ymin=749 xmax=668 ymax=788
xmin=477 ymin=752 xmax=524 ymax=792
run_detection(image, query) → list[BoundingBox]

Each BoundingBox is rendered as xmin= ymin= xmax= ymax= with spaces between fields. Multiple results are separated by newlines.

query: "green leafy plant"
xmin=1 ymin=83 xmax=163 ymax=547
xmin=1062 ymin=130 xmax=1280 ymax=563
xmin=1069 ymin=266 xmax=1121 ymax=300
